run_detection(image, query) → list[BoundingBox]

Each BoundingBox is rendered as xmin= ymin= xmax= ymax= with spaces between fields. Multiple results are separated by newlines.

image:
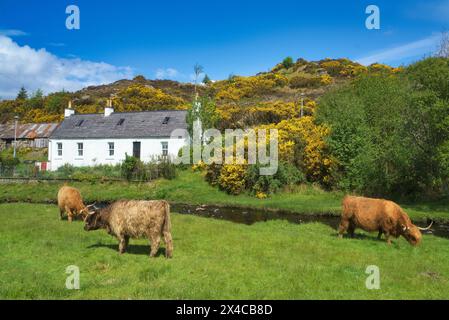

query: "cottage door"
xmin=133 ymin=142 xmax=141 ymax=159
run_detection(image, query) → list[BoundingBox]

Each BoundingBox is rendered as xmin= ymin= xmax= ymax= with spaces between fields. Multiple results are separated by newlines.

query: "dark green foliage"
xmin=317 ymin=58 xmax=449 ymax=198
xmin=16 ymin=87 xmax=28 ymax=100
xmin=282 ymin=57 xmax=294 ymax=69
xmin=406 ymin=57 xmax=449 ymax=100
xmin=246 ymin=162 xmax=305 ymax=195
xmin=121 ymin=154 xmax=140 ymax=181
xmin=203 ymin=74 xmax=211 ymax=84
xmin=205 ymin=162 xmax=222 ymax=186
xmin=121 ymin=154 xmax=177 ymax=181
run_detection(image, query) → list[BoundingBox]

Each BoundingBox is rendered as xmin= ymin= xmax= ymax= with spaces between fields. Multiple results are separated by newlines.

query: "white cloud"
xmin=0 ymin=29 xmax=28 ymax=37
xmin=355 ymin=34 xmax=440 ymax=66
xmin=155 ymin=68 xmax=179 ymax=79
xmin=0 ymin=36 xmax=133 ymax=98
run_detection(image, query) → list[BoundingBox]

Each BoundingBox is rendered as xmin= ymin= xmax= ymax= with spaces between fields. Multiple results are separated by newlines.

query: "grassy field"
xmin=1 ymin=203 xmax=449 ymax=299
xmin=1 ymin=170 xmax=449 ymax=221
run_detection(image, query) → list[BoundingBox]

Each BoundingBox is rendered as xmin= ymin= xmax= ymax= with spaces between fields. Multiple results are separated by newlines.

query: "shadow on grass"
xmin=331 ymin=231 xmax=388 ymax=243
xmin=87 ymin=243 xmax=167 ymax=257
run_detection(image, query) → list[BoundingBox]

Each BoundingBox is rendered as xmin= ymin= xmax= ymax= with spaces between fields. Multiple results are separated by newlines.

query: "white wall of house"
xmin=48 ymin=138 xmax=186 ymax=171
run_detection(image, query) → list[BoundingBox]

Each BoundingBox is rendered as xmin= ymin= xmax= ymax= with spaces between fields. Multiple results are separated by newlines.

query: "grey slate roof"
xmin=50 ymin=110 xmax=187 ymax=139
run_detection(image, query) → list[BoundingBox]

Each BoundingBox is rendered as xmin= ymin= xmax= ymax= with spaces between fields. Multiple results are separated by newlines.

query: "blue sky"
xmin=0 ymin=0 xmax=448 ymax=97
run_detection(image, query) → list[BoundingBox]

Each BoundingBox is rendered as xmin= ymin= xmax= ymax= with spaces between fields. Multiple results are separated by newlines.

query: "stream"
xmin=170 ymin=203 xmax=449 ymax=239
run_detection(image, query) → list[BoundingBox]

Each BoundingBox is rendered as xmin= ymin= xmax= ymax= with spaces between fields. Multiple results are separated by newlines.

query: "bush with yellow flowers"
xmin=192 ymin=161 xmax=207 ymax=172
xmin=218 ymin=164 xmax=248 ymax=195
xmin=320 ymin=74 xmax=333 ymax=85
xmin=368 ymin=63 xmax=393 ymax=73
xmin=213 ymin=73 xmax=288 ymax=103
xmin=257 ymin=116 xmax=334 ymax=186
xmin=255 ymin=192 xmax=268 ymax=199
xmin=114 ymin=84 xmax=187 ymax=111
xmin=320 ymin=60 xmax=343 ymax=76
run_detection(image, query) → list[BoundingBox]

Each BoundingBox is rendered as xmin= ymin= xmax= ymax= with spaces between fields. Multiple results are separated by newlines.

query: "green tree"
xmin=186 ymin=96 xmax=220 ymax=138
xmin=282 ymin=57 xmax=294 ymax=69
xmin=16 ymin=87 xmax=28 ymax=100
xmin=133 ymin=75 xmax=147 ymax=84
xmin=406 ymin=57 xmax=449 ymax=100
xmin=317 ymin=74 xmax=416 ymax=196
xmin=28 ymin=89 xmax=45 ymax=109
xmin=318 ymin=60 xmax=449 ymax=197
xmin=32 ymin=89 xmax=44 ymax=99
xmin=202 ymin=74 xmax=211 ymax=85
xmin=45 ymin=92 xmax=71 ymax=114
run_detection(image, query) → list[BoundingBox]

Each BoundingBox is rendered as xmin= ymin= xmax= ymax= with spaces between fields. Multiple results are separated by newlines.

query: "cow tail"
xmin=162 ymin=201 xmax=173 ymax=258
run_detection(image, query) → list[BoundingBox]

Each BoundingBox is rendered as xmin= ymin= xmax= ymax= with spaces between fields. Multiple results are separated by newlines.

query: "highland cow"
xmin=338 ymin=196 xmax=433 ymax=246
xmin=57 ymin=186 xmax=93 ymax=222
xmin=84 ymin=200 xmax=173 ymax=258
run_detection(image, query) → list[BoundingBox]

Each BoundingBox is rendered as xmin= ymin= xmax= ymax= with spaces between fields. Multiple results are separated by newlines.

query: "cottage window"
xmin=108 ymin=142 xmax=115 ymax=156
xmin=77 ymin=143 xmax=84 ymax=157
xmin=57 ymin=143 xmax=63 ymax=156
xmin=161 ymin=141 xmax=168 ymax=156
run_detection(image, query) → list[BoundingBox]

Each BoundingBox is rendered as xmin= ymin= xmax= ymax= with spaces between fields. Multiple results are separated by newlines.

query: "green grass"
xmin=1 ymin=170 xmax=449 ymax=221
xmin=1 ymin=203 xmax=449 ymax=299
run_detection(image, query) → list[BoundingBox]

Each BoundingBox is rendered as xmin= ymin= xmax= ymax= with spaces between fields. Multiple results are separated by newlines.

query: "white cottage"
xmin=48 ymin=106 xmax=187 ymax=171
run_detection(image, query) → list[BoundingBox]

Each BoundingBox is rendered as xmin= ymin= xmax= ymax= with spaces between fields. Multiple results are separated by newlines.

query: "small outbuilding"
xmin=0 ymin=123 xmax=59 ymax=151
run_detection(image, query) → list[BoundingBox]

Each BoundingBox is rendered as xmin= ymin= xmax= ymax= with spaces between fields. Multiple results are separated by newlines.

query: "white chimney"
xmin=64 ymin=101 xmax=75 ymax=118
xmin=105 ymin=99 xmax=114 ymax=117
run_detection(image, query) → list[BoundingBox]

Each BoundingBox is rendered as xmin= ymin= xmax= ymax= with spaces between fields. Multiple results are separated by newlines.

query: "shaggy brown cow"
xmin=84 ymin=200 xmax=173 ymax=258
xmin=338 ymin=196 xmax=433 ymax=246
xmin=57 ymin=186 xmax=93 ymax=222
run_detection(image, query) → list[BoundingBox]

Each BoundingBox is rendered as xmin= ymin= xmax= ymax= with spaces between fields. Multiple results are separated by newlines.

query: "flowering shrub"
xmin=214 ymin=73 xmax=288 ymax=102
xmin=192 ymin=161 xmax=207 ymax=172
xmin=258 ymin=116 xmax=334 ymax=185
xmin=114 ymin=84 xmax=187 ymax=111
xmin=218 ymin=164 xmax=247 ymax=195
xmin=289 ymin=75 xmax=321 ymax=88
xmin=320 ymin=74 xmax=333 ymax=85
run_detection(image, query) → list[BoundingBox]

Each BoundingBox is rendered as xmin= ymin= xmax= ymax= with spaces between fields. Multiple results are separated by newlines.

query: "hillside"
xmin=0 ymin=57 xmax=396 ymax=125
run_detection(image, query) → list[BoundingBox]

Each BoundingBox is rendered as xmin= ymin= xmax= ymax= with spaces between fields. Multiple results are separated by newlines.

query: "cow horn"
xmin=86 ymin=202 xmax=97 ymax=209
xmin=417 ymin=221 xmax=434 ymax=231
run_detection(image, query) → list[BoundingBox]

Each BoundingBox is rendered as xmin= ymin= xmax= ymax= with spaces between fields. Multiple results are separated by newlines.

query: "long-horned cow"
xmin=339 ymin=196 xmax=433 ymax=246
xmin=57 ymin=186 xmax=94 ymax=222
xmin=84 ymin=200 xmax=173 ymax=258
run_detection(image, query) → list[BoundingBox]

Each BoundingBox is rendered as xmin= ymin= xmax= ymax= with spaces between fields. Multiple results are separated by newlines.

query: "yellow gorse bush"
xmin=213 ymin=73 xmax=288 ymax=103
xmin=113 ymin=84 xmax=187 ymax=111
xmin=218 ymin=163 xmax=247 ymax=195
xmin=258 ymin=116 xmax=333 ymax=184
